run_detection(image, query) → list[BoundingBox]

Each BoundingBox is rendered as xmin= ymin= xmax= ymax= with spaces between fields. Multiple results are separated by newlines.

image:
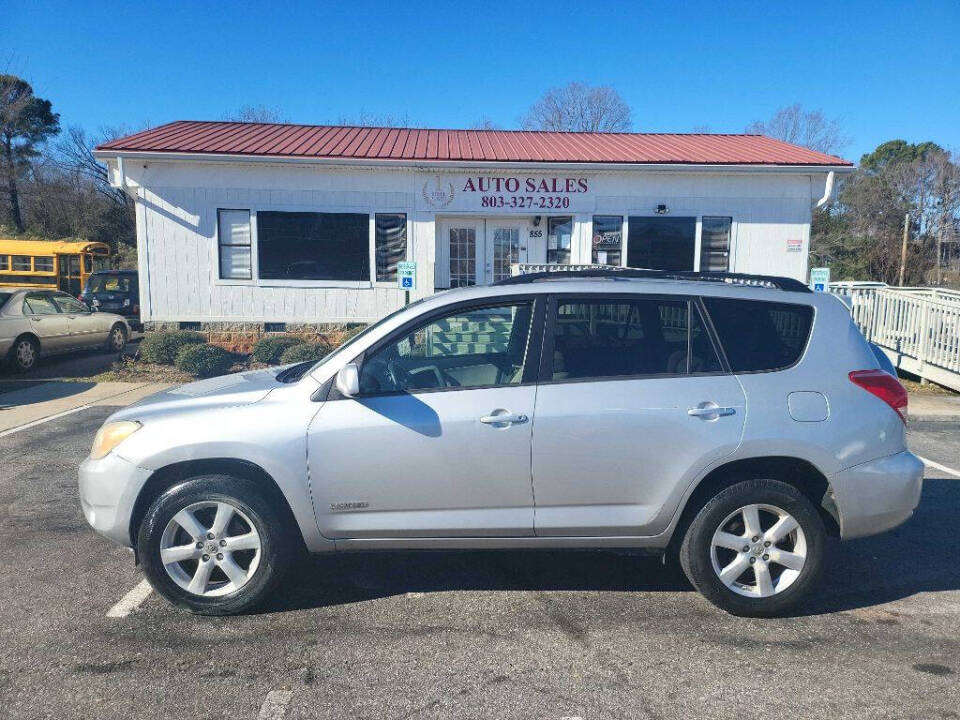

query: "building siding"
xmin=119 ymin=160 xmax=824 ymax=325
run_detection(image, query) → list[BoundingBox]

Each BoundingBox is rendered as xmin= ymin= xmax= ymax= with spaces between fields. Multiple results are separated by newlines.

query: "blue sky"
xmin=4 ymin=0 xmax=958 ymax=162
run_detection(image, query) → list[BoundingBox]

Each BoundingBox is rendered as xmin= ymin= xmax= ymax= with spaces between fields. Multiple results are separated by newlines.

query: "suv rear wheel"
xmin=679 ymin=479 xmax=826 ymax=617
xmin=138 ymin=475 xmax=295 ymax=615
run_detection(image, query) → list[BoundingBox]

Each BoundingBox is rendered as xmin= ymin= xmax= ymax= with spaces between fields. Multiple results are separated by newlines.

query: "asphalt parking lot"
xmin=1 ymin=399 xmax=959 ymax=719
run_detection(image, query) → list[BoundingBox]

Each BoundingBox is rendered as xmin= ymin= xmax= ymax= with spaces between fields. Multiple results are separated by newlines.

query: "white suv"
xmin=79 ymin=271 xmax=923 ymax=617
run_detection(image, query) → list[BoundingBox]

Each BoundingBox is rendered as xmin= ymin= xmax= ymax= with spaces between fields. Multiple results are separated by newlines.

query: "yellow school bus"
xmin=0 ymin=238 xmax=111 ymax=296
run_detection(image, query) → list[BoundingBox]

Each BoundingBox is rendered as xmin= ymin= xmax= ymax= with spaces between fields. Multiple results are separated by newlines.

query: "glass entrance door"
xmin=446 ymin=221 xmax=482 ymax=288
xmin=486 ymin=224 xmax=522 ymax=283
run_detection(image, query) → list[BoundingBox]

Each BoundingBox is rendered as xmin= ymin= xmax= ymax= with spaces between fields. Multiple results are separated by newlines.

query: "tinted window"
xmin=24 ymin=293 xmax=60 ymax=315
xmin=703 ymin=298 xmax=814 ymax=372
xmin=218 ymin=209 xmax=252 ymax=280
xmin=258 ymin=211 xmax=369 ymax=281
xmin=627 ymin=217 xmax=696 ymax=271
xmin=359 ymin=302 xmax=533 ymax=394
xmin=375 ymin=214 xmax=407 ymax=282
xmin=700 ymin=217 xmax=731 ymax=272
xmin=549 ymin=298 xmax=721 ymax=381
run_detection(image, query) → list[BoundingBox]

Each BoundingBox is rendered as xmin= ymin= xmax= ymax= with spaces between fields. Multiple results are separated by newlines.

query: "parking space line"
xmin=106 ymin=579 xmax=153 ymax=618
xmin=0 ymin=403 xmax=92 ymax=438
xmin=257 ymin=689 xmax=293 ymax=719
xmin=918 ymin=455 xmax=960 ymax=479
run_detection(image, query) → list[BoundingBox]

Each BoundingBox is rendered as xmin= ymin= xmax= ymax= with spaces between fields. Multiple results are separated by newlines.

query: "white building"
xmin=95 ymin=122 xmax=852 ymax=330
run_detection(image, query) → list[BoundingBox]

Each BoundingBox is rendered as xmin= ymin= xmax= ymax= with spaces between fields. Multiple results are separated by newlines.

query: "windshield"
xmin=86 ymin=274 xmax=133 ymax=293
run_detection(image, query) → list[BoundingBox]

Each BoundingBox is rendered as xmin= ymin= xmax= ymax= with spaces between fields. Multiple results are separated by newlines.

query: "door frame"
xmin=438 ymin=216 xmax=531 ymax=287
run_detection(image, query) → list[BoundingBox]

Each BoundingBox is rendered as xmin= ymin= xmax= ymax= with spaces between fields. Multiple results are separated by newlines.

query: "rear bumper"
xmin=830 ymin=450 xmax=924 ymax=539
xmin=78 ymin=452 xmax=153 ymax=547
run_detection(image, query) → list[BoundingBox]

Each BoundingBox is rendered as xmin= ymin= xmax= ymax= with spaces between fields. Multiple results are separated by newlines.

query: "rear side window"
xmin=549 ymin=298 xmax=722 ymax=381
xmin=703 ymin=298 xmax=814 ymax=372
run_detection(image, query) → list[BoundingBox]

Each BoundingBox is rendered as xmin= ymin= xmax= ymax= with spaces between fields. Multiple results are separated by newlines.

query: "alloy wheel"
xmin=111 ymin=327 xmax=125 ymax=351
xmin=159 ymin=500 xmax=262 ymax=597
xmin=709 ymin=503 xmax=807 ymax=598
xmin=16 ymin=340 xmax=36 ymax=369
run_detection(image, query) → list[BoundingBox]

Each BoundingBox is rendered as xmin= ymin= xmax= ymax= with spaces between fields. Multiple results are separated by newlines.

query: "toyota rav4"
xmin=79 ymin=270 xmax=923 ymax=617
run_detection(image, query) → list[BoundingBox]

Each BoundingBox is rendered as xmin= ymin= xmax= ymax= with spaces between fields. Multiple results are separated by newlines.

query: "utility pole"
xmin=936 ymin=222 xmax=944 ymax=286
xmin=898 ymin=212 xmax=909 ymax=287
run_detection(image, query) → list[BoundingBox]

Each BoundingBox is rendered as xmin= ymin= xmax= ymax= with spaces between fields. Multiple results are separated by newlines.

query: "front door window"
xmin=489 ymin=226 xmax=520 ymax=283
xmin=547 ymin=217 xmax=572 ymax=264
xmin=448 ymin=227 xmax=478 ymax=288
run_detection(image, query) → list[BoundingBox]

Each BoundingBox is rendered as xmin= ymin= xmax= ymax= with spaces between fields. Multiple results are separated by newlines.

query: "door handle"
xmin=480 ymin=411 xmax=529 ymax=426
xmin=687 ymin=403 xmax=736 ymax=419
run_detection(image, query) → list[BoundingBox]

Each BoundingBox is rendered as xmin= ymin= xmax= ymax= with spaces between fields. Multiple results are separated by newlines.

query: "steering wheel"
xmin=386 ymin=359 xmax=412 ymax=391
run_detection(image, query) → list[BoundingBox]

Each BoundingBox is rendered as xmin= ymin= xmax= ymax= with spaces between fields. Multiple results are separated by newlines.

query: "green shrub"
xmin=174 ymin=344 xmax=235 ymax=377
xmin=341 ymin=324 xmax=368 ymax=344
xmin=251 ymin=335 xmax=302 ymax=364
xmin=279 ymin=342 xmax=333 ymax=365
xmin=139 ymin=330 xmax=206 ymax=365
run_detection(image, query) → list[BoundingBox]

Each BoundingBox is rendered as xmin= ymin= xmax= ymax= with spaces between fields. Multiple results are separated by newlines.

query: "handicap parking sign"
xmin=397 ymin=261 xmax=417 ymax=291
xmin=809 ymin=267 xmax=830 ymax=292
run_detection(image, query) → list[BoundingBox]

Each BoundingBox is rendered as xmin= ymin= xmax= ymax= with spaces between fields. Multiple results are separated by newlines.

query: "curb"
xmin=907 ymin=415 xmax=960 ymax=424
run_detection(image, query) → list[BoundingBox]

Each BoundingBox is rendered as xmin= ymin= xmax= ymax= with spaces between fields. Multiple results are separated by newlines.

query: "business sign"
xmin=418 ymin=174 xmax=596 ymax=213
xmin=809 ymin=267 xmax=830 ymax=292
xmin=397 ymin=261 xmax=416 ymax=290
xmin=786 ymin=238 xmax=803 ymax=253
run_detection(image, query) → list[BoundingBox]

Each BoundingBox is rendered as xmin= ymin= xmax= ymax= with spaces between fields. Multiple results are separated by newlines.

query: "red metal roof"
xmin=97 ymin=121 xmax=852 ymax=167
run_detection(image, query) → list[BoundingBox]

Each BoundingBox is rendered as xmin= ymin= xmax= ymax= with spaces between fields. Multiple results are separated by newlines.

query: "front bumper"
xmin=830 ymin=450 xmax=924 ymax=539
xmin=78 ymin=452 xmax=153 ymax=547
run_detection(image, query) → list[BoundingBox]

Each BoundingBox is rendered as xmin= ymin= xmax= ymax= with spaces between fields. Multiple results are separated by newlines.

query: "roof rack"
xmin=494 ymin=267 xmax=811 ymax=293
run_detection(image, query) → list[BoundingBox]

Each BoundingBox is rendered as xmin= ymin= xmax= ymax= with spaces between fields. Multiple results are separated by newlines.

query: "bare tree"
xmin=334 ymin=111 xmax=416 ymax=128
xmin=746 ymin=104 xmax=848 ymax=155
xmin=522 ymin=82 xmax=632 ymax=133
xmin=224 ymin=104 xmax=287 ymax=123
xmin=471 ymin=116 xmax=500 ymax=130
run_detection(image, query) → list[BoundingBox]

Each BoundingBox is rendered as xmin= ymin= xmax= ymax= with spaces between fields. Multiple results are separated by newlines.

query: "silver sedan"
xmin=0 ymin=287 xmax=130 ymax=372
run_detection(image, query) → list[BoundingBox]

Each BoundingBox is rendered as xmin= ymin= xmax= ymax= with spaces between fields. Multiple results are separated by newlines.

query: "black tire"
xmin=138 ymin=475 xmax=295 ymax=615
xmin=679 ymin=479 xmax=826 ymax=617
xmin=105 ymin=323 xmax=127 ymax=353
xmin=8 ymin=335 xmax=40 ymax=373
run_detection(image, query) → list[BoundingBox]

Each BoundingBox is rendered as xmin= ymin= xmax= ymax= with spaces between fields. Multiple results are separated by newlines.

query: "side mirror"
xmin=336 ymin=363 xmax=360 ymax=397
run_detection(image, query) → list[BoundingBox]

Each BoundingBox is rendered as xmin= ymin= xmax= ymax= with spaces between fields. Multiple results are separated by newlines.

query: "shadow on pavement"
xmin=259 ymin=478 xmax=959 ymax=617
xmin=0 ymin=380 xmax=97 ymax=407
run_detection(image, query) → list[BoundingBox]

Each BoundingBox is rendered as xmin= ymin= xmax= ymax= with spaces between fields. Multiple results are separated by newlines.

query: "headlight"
xmin=90 ymin=421 xmax=141 ymax=460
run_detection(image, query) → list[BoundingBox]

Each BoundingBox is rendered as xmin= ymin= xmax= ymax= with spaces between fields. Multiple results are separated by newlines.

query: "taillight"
xmin=849 ymin=369 xmax=908 ymax=422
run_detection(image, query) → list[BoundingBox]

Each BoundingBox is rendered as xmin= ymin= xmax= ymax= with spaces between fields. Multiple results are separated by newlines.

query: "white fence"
xmin=831 ymin=285 xmax=960 ymax=391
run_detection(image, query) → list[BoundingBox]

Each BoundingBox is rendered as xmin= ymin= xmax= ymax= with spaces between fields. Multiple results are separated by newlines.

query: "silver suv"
xmin=79 ymin=271 xmax=923 ymax=617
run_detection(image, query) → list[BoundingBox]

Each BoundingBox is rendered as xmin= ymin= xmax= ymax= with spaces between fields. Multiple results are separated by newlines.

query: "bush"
xmin=251 ymin=335 xmax=303 ymax=364
xmin=341 ymin=324 xmax=368 ymax=344
xmin=174 ymin=343 xmax=236 ymax=377
xmin=139 ymin=330 xmax=206 ymax=365
xmin=279 ymin=342 xmax=333 ymax=365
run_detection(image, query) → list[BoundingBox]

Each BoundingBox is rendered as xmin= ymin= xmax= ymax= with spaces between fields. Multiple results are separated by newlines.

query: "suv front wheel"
xmin=680 ymin=479 xmax=826 ymax=617
xmin=138 ymin=475 xmax=295 ymax=615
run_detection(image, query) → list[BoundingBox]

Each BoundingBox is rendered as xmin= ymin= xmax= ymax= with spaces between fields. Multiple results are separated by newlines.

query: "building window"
xmin=375 ymin=213 xmax=407 ymax=282
xmin=700 ymin=217 xmax=732 ymax=272
xmin=627 ymin=217 xmax=697 ymax=271
xmin=218 ymin=209 xmax=252 ymax=280
xmin=12 ymin=256 xmax=32 ymax=271
xmin=449 ymin=227 xmax=477 ymax=288
xmin=547 ymin=216 xmax=572 ymax=264
xmin=257 ymin=211 xmax=369 ymax=281
xmin=592 ymin=216 xmax=623 ymax=266
xmin=34 ymin=256 xmax=54 ymax=272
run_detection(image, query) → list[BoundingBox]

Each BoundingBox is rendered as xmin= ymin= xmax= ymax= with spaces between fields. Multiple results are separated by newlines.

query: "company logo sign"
xmin=422 ymin=177 xmax=455 ymax=208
